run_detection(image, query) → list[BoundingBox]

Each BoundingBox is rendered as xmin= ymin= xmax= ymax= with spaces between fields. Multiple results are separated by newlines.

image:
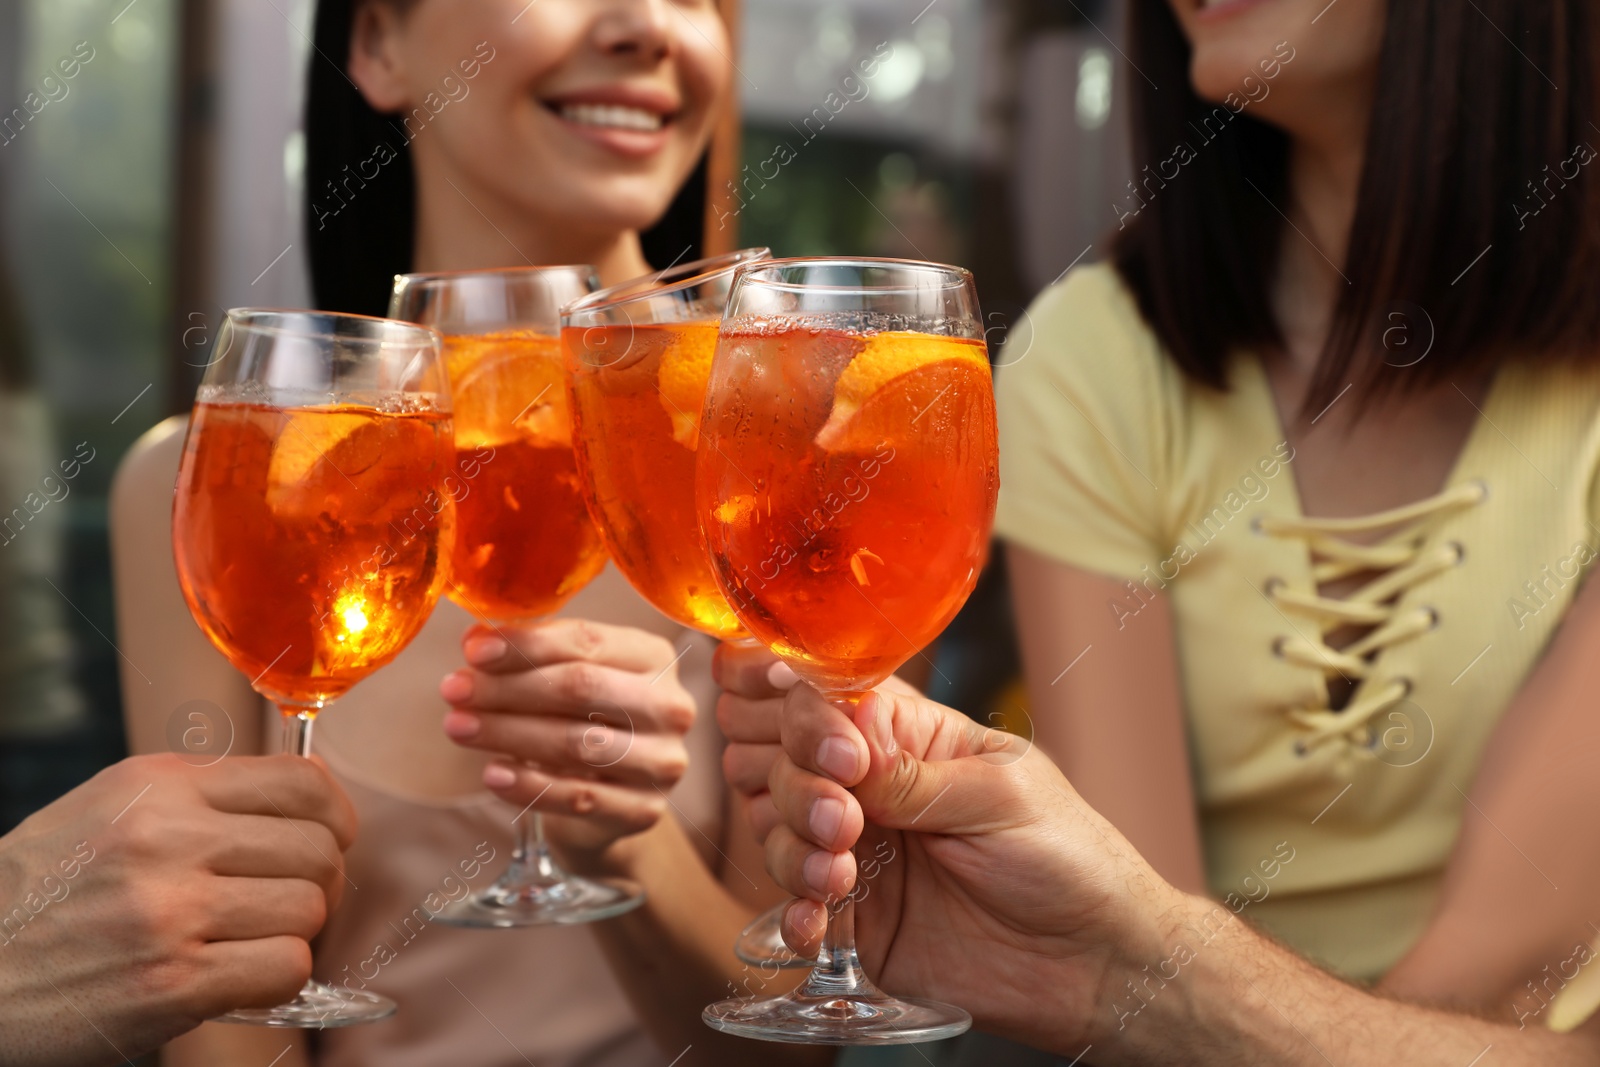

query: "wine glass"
xmin=172 ymin=308 xmax=455 ymax=1027
xmin=565 ymin=247 xmax=819 ymax=970
xmin=562 ymin=247 xmax=769 ymax=639
xmin=389 ymin=265 xmax=641 ymax=927
xmin=696 ymin=258 xmax=997 ymax=1044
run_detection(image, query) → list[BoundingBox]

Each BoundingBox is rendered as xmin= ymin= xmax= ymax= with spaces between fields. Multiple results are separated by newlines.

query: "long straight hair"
xmin=304 ymin=0 xmax=709 ymax=318
xmin=1112 ymin=1 xmax=1600 ymax=410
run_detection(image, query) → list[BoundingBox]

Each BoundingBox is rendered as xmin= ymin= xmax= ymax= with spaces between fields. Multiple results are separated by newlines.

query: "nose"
xmin=593 ymin=0 xmax=675 ymax=62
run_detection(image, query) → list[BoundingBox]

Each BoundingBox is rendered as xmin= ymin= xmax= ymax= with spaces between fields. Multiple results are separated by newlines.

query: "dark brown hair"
xmin=1112 ymin=1 xmax=1600 ymax=410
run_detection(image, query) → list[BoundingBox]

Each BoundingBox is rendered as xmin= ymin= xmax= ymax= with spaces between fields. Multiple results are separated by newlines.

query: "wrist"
xmin=1073 ymin=889 xmax=1242 ymax=1064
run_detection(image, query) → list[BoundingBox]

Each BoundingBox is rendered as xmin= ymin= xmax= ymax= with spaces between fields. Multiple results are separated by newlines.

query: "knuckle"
xmin=565 ymin=618 xmax=606 ymax=656
xmin=133 ymin=949 xmax=207 ymax=1014
xmin=660 ymin=692 xmax=696 ymax=735
xmin=296 ymin=881 xmax=329 ymax=934
xmin=657 ymin=750 xmax=689 ymax=787
xmin=646 ymin=633 xmax=677 ymax=666
xmin=879 ymin=750 xmax=924 ymax=817
xmin=112 ymin=805 xmax=171 ymax=858
xmin=261 ymin=939 xmax=315 ymax=1003
xmin=557 ymin=661 xmax=606 ymax=704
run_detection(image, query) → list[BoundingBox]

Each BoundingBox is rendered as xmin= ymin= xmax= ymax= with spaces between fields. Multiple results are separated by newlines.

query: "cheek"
xmin=676 ymin=12 xmax=733 ymax=111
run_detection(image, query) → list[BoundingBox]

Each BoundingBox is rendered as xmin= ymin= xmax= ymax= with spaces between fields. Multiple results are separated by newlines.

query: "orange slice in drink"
xmin=813 ymin=332 xmax=990 ymax=452
xmin=265 ymin=407 xmax=385 ymax=517
xmin=449 ymin=330 xmax=570 ymax=450
xmin=656 ymin=321 xmax=720 ymax=449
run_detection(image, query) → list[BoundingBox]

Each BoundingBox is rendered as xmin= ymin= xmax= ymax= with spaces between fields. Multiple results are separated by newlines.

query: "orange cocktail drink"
xmin=174 ymin=400 xmax=454 ymax=706
xmin=563 ymin=248 xmax=769 ymax=641
xmin=443 ymin=327 xmax=606 ymax=621
xmin=697 ymin=326 xmax=997 ymax=691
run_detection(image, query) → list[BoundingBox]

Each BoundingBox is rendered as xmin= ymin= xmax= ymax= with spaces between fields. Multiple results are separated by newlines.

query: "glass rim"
xmin=392 ymin=263 xmax=599 ymax=294
xmin=561 ymin=247 xmax=772 ymax=321
xmin=224 ymin=307 xmax=442 ymax=348
xmin=729 ymin=255 xmax=975 ymax=295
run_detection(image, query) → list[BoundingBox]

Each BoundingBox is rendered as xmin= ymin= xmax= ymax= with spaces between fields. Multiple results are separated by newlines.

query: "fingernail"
xmin=802 ymin=850 xmax=835 ymax=894
xmin=483 ymin=764 xmax=515 ymax=789
xmin=815 ymin=737 xmax=858 ymax=782
xmin=768 ymin=661 xmax=799 ymax=690
xmin=439 ymin=672 xmax=473 ymax=704
xmin=465 ymin=635 xmax=507 ymax=666
xmin=874 ymin=697 xmax=897 ymax=757
xmin=442 ymin=711 xmax=480 ymax=739
xmin=809 ymin=797 xmax=844 ymax=843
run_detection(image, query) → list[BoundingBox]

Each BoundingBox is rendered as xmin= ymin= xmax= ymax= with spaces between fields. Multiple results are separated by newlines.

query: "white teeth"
xmin=558 ymin=103 xmax=665 ymax=132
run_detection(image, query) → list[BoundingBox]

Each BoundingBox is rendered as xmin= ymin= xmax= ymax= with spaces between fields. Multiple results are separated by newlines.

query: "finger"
xmin=447 ymin=711 xmax=689 ymax=787
xmin=765 ymin=823 xmax=855 ymax=903
xmin=442 ymin=661 xmax=696 ymax=735
xmin=783 ymin=898 xmax=829 ymax=959
xmin=463 ymin=618 xmax=680 ymax=675
xmin=483 ymin=763 xmax=669 ymax=838
xmin=201 ymin=876 xmax=328 ymax=942
xmin=743 ymin=792 xmax=781 ymax=845
xmin=712 ymin=640 xmax=798 ymax=698
xmin=714 ymin=691 xmax=785 ymax=746
xmin=722 ymin=741 xmax=783 ymax=797
xmin=779 ymin=684 xmax=867 ymax=786
xmin=193 ymin=755 xmax=359 ymax=850
xmin=769 ymin=754 xmax=863 ymax=853
xmin=188 ymin=937 xmax=313 ymax=1014
xmin=849 ymin=694 xmax=1024 ymax=836
xmin=204 ymin=812 xmax=345 ymax=892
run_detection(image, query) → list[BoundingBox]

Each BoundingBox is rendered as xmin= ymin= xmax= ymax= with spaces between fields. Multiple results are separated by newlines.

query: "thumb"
xmin=848 ymin=690 xmax=1025 ymax=837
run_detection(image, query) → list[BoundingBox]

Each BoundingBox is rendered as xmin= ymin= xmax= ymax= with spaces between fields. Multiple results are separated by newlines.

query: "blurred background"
xmin=0 ymin=0 xmax=1128 ymax=871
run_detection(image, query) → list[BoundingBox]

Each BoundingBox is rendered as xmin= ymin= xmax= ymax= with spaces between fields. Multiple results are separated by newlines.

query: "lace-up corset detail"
xmin=1257 ymin=481 xmax=1487 ymax=755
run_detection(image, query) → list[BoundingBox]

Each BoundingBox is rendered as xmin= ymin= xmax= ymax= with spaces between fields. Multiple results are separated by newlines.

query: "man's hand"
xmin=0 ymin=753 xmax=356 ymax=1067
xmin=715 ymin=642 xmax=921 ymax=844
xmin=441 ymin=619 xmax=699 ymax=857
xmin=762 ymin=682 xmax=1181 ymax=1054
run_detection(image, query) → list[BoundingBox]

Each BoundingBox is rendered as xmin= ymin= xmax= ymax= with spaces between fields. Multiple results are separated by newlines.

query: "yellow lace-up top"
xmin=995 ymin=265 xmax=1600 ymax=1021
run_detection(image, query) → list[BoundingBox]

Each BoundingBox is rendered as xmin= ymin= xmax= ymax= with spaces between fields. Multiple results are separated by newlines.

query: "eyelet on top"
xmin=1445 ymin=541 xmax=1466 ymax=566
xmin=1271 ymin=635 xmax=1289 ymax=658
xmin=1466 ymin=478 xmax=1490 ymax=503
xmin=1392 ymin=676 xmax=1414 ymax=700
xmin=1291 ymin=737 xmax=1310 ymax=758
xmin=1263 ymin=576 xmax=1286 ymax=597
xmin=1251 ymin=514 xmax=1269 ymax=535
xmin=1421 ymin=605 xmax=1440 ymax=630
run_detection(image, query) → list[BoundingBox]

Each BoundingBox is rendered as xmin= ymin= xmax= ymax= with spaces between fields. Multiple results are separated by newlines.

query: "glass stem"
xmin=280 ymin=707 xmax=317 ymax=758
xmin=515 ymin=809 xmax=563 ymax=882
xmin=797 ymin=690 xmax=873 ymax=998
xmin=797 ymin=893 xmax=870 ymax=998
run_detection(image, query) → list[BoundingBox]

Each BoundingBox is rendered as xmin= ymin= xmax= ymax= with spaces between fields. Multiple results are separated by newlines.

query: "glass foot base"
xmin=735 ymin=902 xmax=817 ymax=969
xmin=703 ymin=987 xmax=971 ymax=1045
xmin=433 ymin=874 xmax=644 ymax=928
xmin=215 ymin=980 xmax=396 ymax=1029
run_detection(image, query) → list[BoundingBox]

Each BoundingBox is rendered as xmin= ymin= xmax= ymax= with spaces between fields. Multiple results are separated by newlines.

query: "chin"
xmin=547 ymin=174 xmax=688 ymax=238
xmin=1189 ymin=46 xmax=1272 ymax=104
